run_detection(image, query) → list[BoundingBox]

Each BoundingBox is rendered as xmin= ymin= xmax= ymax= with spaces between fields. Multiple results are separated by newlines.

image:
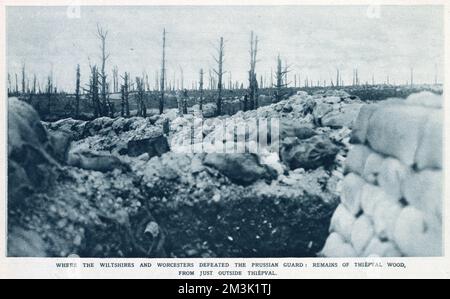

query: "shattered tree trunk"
xmin=7 ymin=73 xmax=11 ymax=96
xmin=248 ymin=31 xmax=259 ymax=110
xmin=75 ymin=64 xmax=81 ymax=118
xmin=209 ymin=69 xmax=213 ymax=90
xmin=159 ymin=29 xmax=166 ymax=115
xmin=113 ymin=66 xmax=119 ymax=93
xmin=136 ymin=77 xmax=147 ymax=117
xmin=336 ymin=69 xmax=340 ymax=87
xmin=214 ymin=37 xmax=225 ymax=116
xmin=32 ymin=75 xmax=37 ymax=95
xmin=155 ymin=71 xmax=159 ymax=91
xmin=15 ymin=74 xmax=19 ymax=95
xmin=274 ymin=54 xmax=288 ymax=103
xmin=47 ymin=76 xmax=52 ymax=116
xmin=21 ymin=64 xmax=26 ymax=95
xmin=90 ymin=66 xmax=101 ymax=119
xmin=121 ymin=72 xmax=130 ymax=118
xmin=179 ymin=90 xmax=188 ymax=115
xmin=199 ymin=68 xmax=204 ymax=111
xmin=97 ymin=25 xmax=111 ymax=117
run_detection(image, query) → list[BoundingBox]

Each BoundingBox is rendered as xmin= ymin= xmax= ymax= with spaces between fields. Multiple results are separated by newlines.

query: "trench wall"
xmin=321 ymin=92 xmax=443 ymax=257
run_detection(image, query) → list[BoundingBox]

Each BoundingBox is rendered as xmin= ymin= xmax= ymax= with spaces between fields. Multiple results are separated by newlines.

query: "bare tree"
xmin=21 ymin=64 xmax=26 ymax=94
xmin=213 ymin=37 xmax=225 ymax=116
xmin=87 ymin=65 xmax=101 ymax=118
xmin=273 ymin=54 xmax=290 ymax=103
xmin=32 ymin=74 xmax=37 ymax=95
xmin=179 ymin=66 xmax=184 ymax=90
xmin=121 ymin=72 xmax=130 ymax=117
xmin=112 ymin=66 xmax=119 ymax=93
xmin=15 ymin=73 xmax=19 ymax=95
xmin=46 ymin=74 xmax=53 ymax=116
xmin=155 ymin=71 xmax=159 ymax=91
xmin=159 ymin=28 xmax=167 ymax=114
xmin=336 ymin=68 xmax=340 ymax=87
xmin=209 ymin=69 xmax=213 ymax=90
xmin=97 ymin=24 xmax=111 ymax=116
xmin=248 ymin=31 xmax=259 ymax=110
xmin=284 ymin=60 xmax=289 ymax=88
xmin=145 ymin=73 xmax=150 ymax=91
xmin=199 ymin=68 xmax=204 ymax=111
xmin=181 ymin=89 xmax=188 ymax=115
xmin=7 ymin=73 xmax=11 ymax=96
xmin=136 ymin=77 xmax=147 ymax=117
xmin=75 ymin=64 xmax=81 ymax=118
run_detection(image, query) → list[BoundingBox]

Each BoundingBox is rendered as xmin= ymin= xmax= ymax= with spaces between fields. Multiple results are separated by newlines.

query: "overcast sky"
xmin=7 ymin=5 xmax=444 ymax=92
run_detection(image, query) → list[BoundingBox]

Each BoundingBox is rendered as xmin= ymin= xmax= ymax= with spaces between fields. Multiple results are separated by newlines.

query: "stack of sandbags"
xmin=321 ymin=92 xmax=443 ymax=257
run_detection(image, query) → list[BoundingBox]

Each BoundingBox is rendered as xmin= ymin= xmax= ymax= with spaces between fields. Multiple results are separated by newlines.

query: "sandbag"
xmin=382 ymin=97 xmax=406 ymax=106
xmin=313 ymin=102 xmax=333 ymax=125
xmin=321 ymin=104 xmax=363 ymax=129
xmin=393 ymin=206 xmax=442 ymax=257
xmin=402 ymin=170 xmax=442 ymax=221
xmin=363 ymin=238 xmax=402 ymax=257
xmin=405 ymin=91 xmax=442 ymax=109
xmin=360 ymin=183 xmax=396 ymax=218
xmin=329 ymin=204 xmax=356 ymax=242
xmin=320 ymin=232 xmax=357 ymax=258
xmin=414 ymin=110 xmax=443 ymax=170
xmin=362 ymin=152 xmax=385 ymax=184
xmin=366 ymin=105 xmax=430 ymax=166
xmin=350 ymin=215 xmax=374 ymax=255
xmin=372 ymin=199 xmax=402 ymax=240
xmin=345 ymin=145 xmax=372 ymax=176
xmin=377 ymin=158 xmax=411 ymax=200
xmin=340 ymin=173 xmax=365 ymax=215
xmin=350 ymin=104 xmax=378 ymax=144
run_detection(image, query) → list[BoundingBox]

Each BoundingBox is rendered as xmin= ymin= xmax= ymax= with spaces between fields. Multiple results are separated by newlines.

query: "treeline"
xmin=8 ymin=25 xmax=428 ymax=120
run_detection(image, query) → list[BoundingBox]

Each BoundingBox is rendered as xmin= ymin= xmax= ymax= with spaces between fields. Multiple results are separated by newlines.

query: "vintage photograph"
xmin=6 ymin=4 xmax=443 ymax=258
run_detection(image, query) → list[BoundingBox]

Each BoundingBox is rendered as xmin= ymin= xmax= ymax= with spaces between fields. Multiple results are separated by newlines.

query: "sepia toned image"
xmin=5 ymin=4 xmax=443 ymax=260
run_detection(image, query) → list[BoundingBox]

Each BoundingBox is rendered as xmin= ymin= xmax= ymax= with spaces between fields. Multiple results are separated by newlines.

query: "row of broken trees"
xmin=11 ymin=26 xmax=293 ymax=121
xmin=80 ymin=28 xmax=291 ymax=120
